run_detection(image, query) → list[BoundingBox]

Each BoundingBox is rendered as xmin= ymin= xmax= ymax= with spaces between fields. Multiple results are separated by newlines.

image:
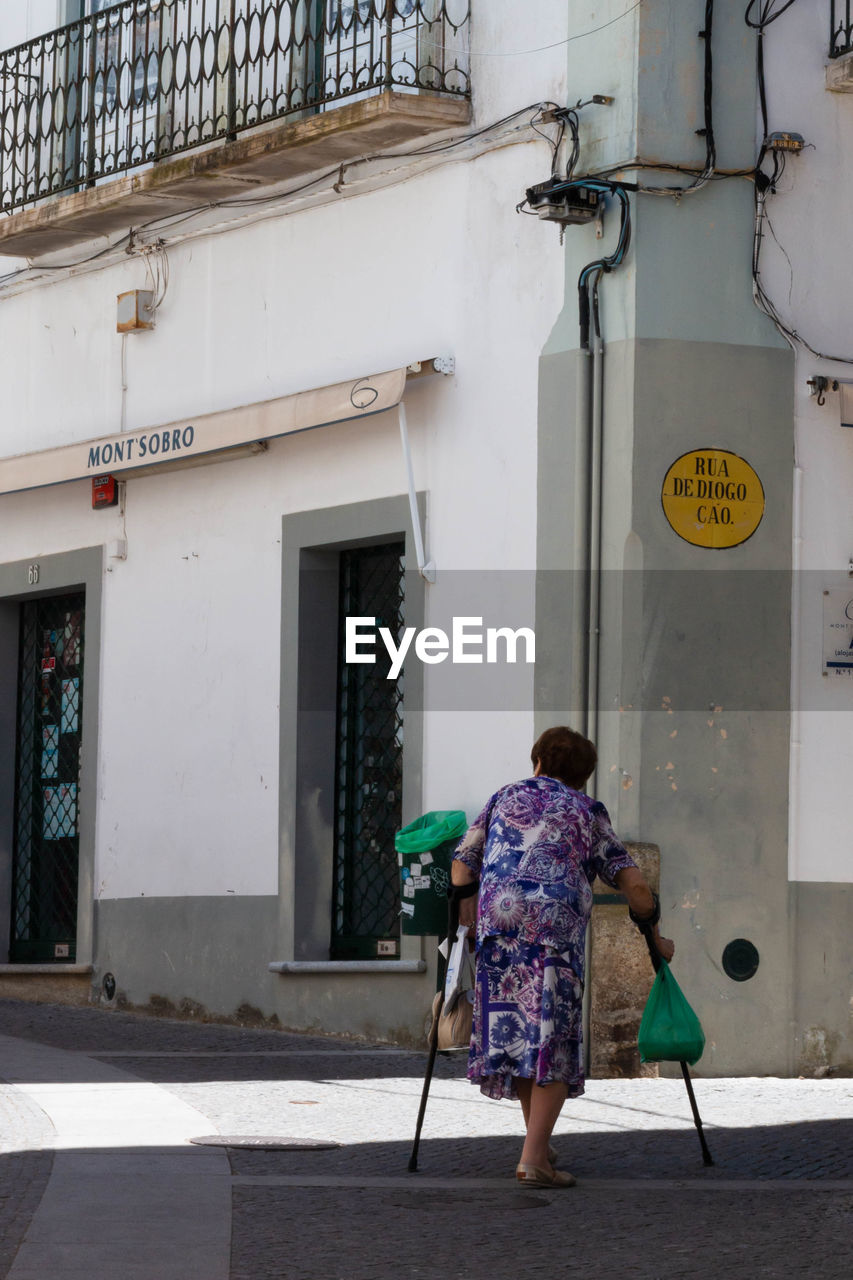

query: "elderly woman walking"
xmin=451 ymin=725 xmax=673 ymax=1189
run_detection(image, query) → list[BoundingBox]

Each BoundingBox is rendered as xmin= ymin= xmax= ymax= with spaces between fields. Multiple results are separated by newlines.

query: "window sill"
xmin=0 ymin=963 xmax=93 ymax=974
xmin=269 ymin=960 xmax=426 ymax=975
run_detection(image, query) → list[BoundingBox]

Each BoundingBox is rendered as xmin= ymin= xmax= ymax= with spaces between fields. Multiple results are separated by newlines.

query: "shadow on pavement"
xmin=221 ymin=1121 xmax=853 ymax=1182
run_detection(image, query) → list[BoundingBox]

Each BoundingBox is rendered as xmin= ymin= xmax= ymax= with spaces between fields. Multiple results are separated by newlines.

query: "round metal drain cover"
xmin=190 ymin=1136 xmax=341 ymax=1151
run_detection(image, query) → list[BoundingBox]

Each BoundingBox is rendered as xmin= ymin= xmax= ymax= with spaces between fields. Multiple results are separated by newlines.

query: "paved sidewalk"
xmin=0 ymin=1000 xmax=851 ymax=1278
xmin=0 ymin=1032 xmax=230 ymax=1278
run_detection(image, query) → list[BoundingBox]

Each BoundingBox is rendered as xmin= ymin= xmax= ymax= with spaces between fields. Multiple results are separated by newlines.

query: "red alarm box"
xmin=92 ymin=474 xmax=118 ymax=508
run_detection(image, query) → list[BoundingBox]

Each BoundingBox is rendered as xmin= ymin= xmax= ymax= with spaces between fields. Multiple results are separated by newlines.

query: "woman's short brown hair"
xmin=531 ymin=726 xmax=597 ymax=790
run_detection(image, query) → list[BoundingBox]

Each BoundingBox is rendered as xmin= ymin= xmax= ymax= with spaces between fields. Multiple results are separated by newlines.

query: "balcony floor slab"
xmin=0 ymin=91 xmax=470 ymax=258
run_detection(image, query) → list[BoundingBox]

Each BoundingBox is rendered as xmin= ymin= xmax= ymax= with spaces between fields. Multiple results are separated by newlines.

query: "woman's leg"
xmin=518 ymin=1082 xmax=568 ymax=1168
xmin=516 ymin=1078 xmax=532 ymax=1129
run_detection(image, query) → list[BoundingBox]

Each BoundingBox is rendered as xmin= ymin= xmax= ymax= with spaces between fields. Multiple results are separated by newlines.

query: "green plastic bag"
xmin=394 ymin=810 xmax=468 ymax=856
xmin=638 ymin=960 xmax=706 ymax=1066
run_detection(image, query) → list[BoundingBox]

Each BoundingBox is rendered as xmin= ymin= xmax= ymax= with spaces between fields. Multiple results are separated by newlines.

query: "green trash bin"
xmin=395 ymin=810 xmax=468 ymax=935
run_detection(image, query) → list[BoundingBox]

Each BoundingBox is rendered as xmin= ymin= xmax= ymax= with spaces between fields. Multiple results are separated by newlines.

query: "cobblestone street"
xmin=0 ymin=999 xmax=850 ymax=1278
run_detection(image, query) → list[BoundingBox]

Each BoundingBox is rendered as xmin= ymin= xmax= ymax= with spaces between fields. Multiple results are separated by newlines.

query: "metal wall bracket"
xmin=406 ymin=355 xmax=455 ymax=380
xmin=398 ymin=402 xmax=435 ymax=583
xmin=806 ymin=375 xmax=836 ymax=404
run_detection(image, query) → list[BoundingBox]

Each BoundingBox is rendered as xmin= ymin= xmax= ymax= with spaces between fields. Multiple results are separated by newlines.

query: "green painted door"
xmin=10 ymin=593 xmax=85 ymax=964
xmin=331 ymin=543 xmax=404 ymax=959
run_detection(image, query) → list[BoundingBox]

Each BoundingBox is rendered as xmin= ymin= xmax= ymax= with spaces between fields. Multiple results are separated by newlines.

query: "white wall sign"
xmin=0 ymin=368 xmax=407 ymax=495
xmin=822 ymin=589 xmax=853 ymax=677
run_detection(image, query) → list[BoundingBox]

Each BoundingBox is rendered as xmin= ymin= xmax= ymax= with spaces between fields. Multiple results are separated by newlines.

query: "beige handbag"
xmin=428 ymin=924 xmax=475 ymax=1051
xmin=430 ymin=987 xmax=474 ymax=1050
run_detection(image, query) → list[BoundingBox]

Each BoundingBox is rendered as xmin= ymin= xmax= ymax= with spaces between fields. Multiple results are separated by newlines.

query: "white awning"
xmin=0 ymin=366 xmax=408 ymax=495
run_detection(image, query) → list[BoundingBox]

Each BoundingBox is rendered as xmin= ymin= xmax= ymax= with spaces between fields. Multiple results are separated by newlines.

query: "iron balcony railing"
xmin=831 ymin=0 xmax=853 ymax=55
xmin=0 ymin=0 xmax=470 ymax=214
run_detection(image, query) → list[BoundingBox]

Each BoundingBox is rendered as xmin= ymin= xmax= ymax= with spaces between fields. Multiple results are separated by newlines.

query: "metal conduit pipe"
xmin=579 ymin=268 xmax=606 ymax=1078
xmin=572 ymin=185 xmax=631 ymax=1079
xmin=573 ymin=344 xmax=594 ymax=732
xmin=573 ymin=182 xmax=631 ymax=760
xmin=577 ymin=324 xmax=594 ymax=1077
xmin=587 ymin=271 xmax=606 ymax=796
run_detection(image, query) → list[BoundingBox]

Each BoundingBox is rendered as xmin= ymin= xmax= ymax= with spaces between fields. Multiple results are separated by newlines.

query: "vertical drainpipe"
xmin=567 ymin=180 xmax=629 ymax=1076
xmin=574 ymin=345 xmax=593 ymax=729
xmin=587 ymin=293 xmax=605 ymax=793
xmin=577 ymin=269 xmax=607 ymax=1077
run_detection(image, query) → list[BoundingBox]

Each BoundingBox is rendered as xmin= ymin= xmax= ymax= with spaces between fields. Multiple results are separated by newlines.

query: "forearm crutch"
xmin=635 ymin=911 xmax=714 ymax=1167
xmin=407 ymin=881 xmax=476 ymax=1173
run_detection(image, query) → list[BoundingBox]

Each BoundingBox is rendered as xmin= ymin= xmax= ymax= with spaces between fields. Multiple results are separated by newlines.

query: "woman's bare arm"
xmin=451 ymin=859 xmax=478 ymax=930
xmin=614 ymin=866 xmax=675 ymax=961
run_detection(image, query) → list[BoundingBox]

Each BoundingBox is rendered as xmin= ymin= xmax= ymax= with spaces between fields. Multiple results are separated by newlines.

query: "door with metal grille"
xmin=332 ymin=542 xmax=404 ymax=960
xmin=10 ymin=594 xmax=85 ymax=963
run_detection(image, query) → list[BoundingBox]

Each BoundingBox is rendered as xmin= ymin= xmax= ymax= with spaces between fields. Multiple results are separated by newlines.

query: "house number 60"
xmin=28 ymin=563 xmax=39 ymax=585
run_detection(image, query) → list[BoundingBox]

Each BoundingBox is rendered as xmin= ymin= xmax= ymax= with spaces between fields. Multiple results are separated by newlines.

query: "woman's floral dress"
xmin=453 ymin=775 xmax=636 ymax=1100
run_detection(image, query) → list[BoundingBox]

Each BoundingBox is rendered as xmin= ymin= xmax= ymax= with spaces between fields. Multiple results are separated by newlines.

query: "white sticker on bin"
xmin=409 ymin=863 xmax=422 ymax=877
xmin=421 ymin=852 xmax=433 ymax=865
xmin=403 ymin=882 xmax=415 ymax=898
xmin=412 ymin=876 xmax=431 ymax=890
xmin=401 ymin=902 xmax=415 ymax=917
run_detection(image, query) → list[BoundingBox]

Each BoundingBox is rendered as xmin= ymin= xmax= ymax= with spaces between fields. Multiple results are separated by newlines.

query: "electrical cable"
xmin=511 ymin=0 xmax=832 ymax=367
xmin=631 ymin=0 xmax=716 ymax=197
xmin=0 ymin=228 xmax=138 ymax=285
xmin=752 ymin=182 xmax=853 ymax=365
xmin=745 ymin=0 xmax=853 ymax=362
xmin=745 ymin=0 xmax=800 ymax=29
xmin=398 ymin=0 xmax=645 ymax=60
xmin=580 ymin=1 xmax=724 ymax=196
xmin=529 ymin=105 xmax=568 ymax=178
xmin=0 ymin=100 xmax=561 ymax=290
xmin=574 ymin=180 xmax=632 ymax=349
xmin=139 ymin=238 xmax=169 ymax=312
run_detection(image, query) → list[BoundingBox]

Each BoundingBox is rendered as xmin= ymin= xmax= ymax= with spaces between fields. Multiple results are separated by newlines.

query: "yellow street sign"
xmin=661 ymin=449 xmax=765 ymax=549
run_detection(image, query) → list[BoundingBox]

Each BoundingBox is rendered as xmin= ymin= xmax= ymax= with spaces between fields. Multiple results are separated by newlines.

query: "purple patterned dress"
xmin=453 ymin=775 xmax=636 ymax=1100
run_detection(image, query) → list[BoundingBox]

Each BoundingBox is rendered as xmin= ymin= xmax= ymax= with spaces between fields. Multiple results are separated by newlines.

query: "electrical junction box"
xmin=525 ymin=177 xmax=599 ymax=225
xmin=92 ymin=474 xmax=118 ymax=508
xmin=765 ymin=131 xmax=805 ymax=153
xmin=117 ymin=289 xmax=155 ymax=332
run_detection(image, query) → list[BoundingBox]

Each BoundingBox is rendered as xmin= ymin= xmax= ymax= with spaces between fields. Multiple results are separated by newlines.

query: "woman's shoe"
xmin=515 ymin=1162 xmax=576 ymax=1188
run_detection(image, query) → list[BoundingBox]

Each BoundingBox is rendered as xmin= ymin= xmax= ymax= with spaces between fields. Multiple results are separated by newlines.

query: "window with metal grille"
xmin=11 ymin=593 xmax=85 ymax=963
xmin=331 ymin=542 xmax=404 ymax=959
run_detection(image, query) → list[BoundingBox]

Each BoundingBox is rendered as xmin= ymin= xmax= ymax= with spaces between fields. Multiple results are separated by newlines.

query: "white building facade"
xmin=0 ymin=1 xmax=849 ymax=1076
